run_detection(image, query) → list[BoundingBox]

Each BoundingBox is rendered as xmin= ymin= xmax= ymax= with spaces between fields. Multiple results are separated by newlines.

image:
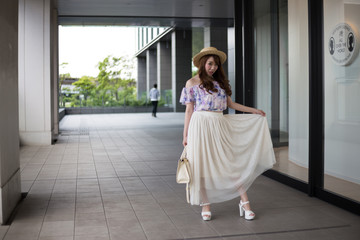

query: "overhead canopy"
xmin=57 ymin=0 xmax=234 ymax=27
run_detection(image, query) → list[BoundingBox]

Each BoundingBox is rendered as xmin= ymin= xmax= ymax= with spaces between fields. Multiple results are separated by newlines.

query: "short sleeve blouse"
xmin=179 ymin=81 xmax=227 ymax=111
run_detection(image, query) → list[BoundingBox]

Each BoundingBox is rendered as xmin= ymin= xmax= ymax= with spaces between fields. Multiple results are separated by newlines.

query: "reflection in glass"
xmin=323 ymin=0 xmax=360 ymax=202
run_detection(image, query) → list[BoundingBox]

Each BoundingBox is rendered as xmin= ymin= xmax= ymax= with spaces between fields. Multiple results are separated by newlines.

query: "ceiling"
xmin=57 ymin=0 xmax=235 ymax=27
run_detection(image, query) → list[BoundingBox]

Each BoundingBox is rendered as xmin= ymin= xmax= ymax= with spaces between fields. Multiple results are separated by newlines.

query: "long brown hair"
xmin=197 ymin=55 xmax=232 ymax=96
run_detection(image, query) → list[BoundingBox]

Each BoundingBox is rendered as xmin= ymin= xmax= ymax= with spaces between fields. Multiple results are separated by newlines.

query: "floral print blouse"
xmin=179 ymin=81 xmax=227 ymax=111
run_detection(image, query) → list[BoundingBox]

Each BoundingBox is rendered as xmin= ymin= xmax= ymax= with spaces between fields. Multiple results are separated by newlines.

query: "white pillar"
xmin=0 ymin=0 xmax=21 ymax=224
xmin=18 ymin=0 xmax=55 ymax=145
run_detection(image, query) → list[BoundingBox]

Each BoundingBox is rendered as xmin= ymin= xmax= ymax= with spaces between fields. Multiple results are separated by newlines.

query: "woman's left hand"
xmin=253 ymin=109 xmax=266 ymax=116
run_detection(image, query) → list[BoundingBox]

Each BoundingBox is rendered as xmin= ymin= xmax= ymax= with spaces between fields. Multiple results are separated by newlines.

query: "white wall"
xmin=288 ymin=0 xmax=309 ymax=167
xmin=18 ymin=0 xmax=53 ymax=145
xmin=0 ymin=0 xmax=21 ymax=224
xmin=324 ymin=0 xmax=360 ymax=184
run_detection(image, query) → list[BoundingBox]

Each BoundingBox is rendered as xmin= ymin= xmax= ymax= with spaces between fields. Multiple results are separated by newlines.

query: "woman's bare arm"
xmin=183 ymin=102 xmax=194 ymax=146
xmin=227 ymin=96 xmax=266 ymax=116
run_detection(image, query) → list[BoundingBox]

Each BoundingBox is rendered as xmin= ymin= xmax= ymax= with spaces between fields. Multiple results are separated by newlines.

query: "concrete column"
xmin=137 ymin=57 xmax=146 ymax=99
xmin=172 ymin=29 xmax=192 ymax=112
xmin=204 ymin=27 xmax=229 ymax=78
xmin=146 ymin=49 xmax=157 ymax=98
xmin=157 ymin=41 xmax=172 ymax=104
xmin=18 ymin=0 xmax=54 ymax=145
xmin=0 ymin=0 xmax=21 ymax=224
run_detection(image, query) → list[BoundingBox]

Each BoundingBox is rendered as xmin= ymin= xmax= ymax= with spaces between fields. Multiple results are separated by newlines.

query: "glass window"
xmin=324 ymin=0 xmax=360 ymax=202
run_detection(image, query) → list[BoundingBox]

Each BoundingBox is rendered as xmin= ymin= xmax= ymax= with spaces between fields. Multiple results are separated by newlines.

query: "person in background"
xmin=149 ymin=83 xmax=160 ymax=117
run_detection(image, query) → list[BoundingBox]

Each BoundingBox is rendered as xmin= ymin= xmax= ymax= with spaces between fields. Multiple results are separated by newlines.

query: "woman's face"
xmin=204 ymin=56 xmax=218 ymax=77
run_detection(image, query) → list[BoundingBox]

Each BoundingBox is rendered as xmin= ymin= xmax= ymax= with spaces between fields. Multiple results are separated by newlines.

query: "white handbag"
xmin=176 ymin=146 xmax=191 ymax=203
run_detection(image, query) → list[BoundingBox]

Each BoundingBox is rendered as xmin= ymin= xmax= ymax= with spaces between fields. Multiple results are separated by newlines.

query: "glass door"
xmin=253 ymin=0 xmax=309 ymax=183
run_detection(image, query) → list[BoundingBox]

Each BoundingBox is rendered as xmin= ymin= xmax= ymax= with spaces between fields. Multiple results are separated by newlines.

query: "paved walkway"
xmin=1 ymin=113 xmax=359 ymax=240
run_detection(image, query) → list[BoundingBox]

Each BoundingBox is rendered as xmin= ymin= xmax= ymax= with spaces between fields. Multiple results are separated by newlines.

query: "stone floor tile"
xmin=76 ymin=192 xmax=101 ymax=199
xmin=6 ymin=219 xmax=43 ymax=236
xmin=108 ymin=226 xmax=147 ymax=240
xmin=0 ymin=226 xmax=9 ymax=239
xmin=21 ymin=180 xmax=34 ymax=192
xmin=39 ymin=220 xmax=74 ymax=237
xmin=317 ymin=204 xmax=360 ymax=227
xmin=222 ymin=235 xmax=260 ymax=240
xmin=169 ymin=213 xmax=219 ymax=238
xmin=39 ymin=236 xmax=74 ymax=240
xmin=104 ymin=209 xmax=136 ymax=219
xmin=75 ymin=205 xmax=104 ymax=214
xmin=207 ymin=214 xmax=254 ymax=236
xmin=286 ymin=228 xmax=348 ymax=240
xmin=48 ymin=199 xmax=76 ymax=209
xmin=74 ymin=224 xmax=108 ymax=236
xmin=3 ymin=234 xmax=39 ymax=240
xmin=44 ymin=208 xmax=75 ymax=222
xmin=327 ymin=225 xmax=360 ymax=240
xmin=145 ymin=229 xmax=183 ymax=240
xmin=135 ymin=210 xmax=174 ymax=230
xmin=74 ymin=235 xmax=109 ymax=240
xmin=75 ymin=211 xmax=106 ymax=221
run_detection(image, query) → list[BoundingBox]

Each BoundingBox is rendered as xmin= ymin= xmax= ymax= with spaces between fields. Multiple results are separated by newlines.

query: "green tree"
xmin=96 ymin=56 xmax=136 ymax=106
xmin=61 ymin=86 xmax=72 ymax=107
xmin=72 ymin=76 xmax=96 ymax=106
xmin=59 ymin=62 xmax=71 ymax=108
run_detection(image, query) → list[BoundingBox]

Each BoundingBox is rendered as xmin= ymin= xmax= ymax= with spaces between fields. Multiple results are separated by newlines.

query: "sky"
xmin=59 ymin=26 xmax=137 ymax=78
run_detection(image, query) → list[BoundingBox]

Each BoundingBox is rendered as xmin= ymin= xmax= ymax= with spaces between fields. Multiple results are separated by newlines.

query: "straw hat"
xmin=193 ymin=47 xmax=227 ymax=68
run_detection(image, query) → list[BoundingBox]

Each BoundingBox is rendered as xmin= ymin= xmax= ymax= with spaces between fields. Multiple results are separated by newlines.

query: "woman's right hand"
xmin=182 ymin=137 xmax=187 ymax=147
xmin=252 ymin=108 xmax=266 ymax=116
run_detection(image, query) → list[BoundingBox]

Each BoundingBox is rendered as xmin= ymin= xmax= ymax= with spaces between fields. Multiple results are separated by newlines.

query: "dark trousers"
xmin=151 ymin=101 xmax=158 ymax=117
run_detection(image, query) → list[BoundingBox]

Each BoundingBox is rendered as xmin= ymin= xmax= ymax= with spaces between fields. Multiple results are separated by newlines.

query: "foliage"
xmin=72 ymin=76 xmax=97 ymax=106
xmin=60 ymin=55 xmax=154 ymax=108
xmin=59 ymin=62 xmax=71 ymax=108
xmin=60 ymin=87 xmax=72 ymax=108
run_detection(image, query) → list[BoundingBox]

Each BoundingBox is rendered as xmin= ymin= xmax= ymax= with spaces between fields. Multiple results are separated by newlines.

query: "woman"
xmin=180 ymin=47 xmax=275 ymax=221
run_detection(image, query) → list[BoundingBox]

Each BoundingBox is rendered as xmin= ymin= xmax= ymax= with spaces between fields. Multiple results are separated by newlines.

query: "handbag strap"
xmin=181 ymin=146 xmax=190 ymax=203
xmin=180 ymin=146 xmax=187 ymax=160
xmin=186 ymin=183 xmax=190 ymax=203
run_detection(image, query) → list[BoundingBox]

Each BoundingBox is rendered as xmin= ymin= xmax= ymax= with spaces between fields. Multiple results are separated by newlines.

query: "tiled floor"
xmin=1 ymin=113 xmax=359 ymax=240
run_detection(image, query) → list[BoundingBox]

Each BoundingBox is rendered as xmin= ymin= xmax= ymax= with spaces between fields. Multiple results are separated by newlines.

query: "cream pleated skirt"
xmin=186 ymin=111 xmax=276 ymax=205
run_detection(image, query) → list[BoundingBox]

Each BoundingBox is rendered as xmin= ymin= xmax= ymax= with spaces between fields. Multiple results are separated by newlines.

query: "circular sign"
xmin=328 ymin=23 xmax=357 ymax=66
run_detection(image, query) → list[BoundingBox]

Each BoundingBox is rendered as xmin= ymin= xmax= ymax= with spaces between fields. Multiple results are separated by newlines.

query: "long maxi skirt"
xmin=186 ymin=111 xmax=276 ymax=205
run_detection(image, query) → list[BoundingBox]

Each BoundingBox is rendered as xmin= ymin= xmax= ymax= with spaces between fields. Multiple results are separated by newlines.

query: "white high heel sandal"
xmin=200 ymin=203 xmax=211 ymax=221
xmin=239 ymin=200 xmax=255 ymax=220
